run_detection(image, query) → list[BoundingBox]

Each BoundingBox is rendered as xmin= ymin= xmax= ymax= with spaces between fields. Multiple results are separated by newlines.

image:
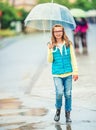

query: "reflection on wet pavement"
xmin=11 ymin=122 xmax=72 ymax=130
xmin=9 ymin=123 xmax=36 ymax=130
xmin=11 ymin=122 xmax=49 ymax=130
xmin=55 ymin=123 xmax=72 ymax=130
xmin=0 ymin=98 xmax=22 ymax=109
xmin=0 ymin=98 xmax=48 ymax=116
xmin=20 ymin=108 xmax=48 ymax=116
xmin=66 ymin=123 xmax=72 ymax=130
xmin=0 ymin=98 xmax=48 ymax=129
xmin=0 ymin=107 xmax=48 ymax=117
xmin=0 ymin=122 xmax=25 ymax=127
xmin=55 ymin=124 xmax=62 ymax=130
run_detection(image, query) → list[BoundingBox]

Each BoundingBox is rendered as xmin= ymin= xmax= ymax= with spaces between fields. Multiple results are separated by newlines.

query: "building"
xmin=0 ymin=0 xmax=38 ymax=11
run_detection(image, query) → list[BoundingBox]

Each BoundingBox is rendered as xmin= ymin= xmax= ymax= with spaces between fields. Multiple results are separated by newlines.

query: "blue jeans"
xmin=53 ymin=75 xmax=72 ymax=111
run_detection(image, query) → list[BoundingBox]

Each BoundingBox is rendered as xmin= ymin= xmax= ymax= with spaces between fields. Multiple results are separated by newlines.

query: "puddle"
xmin=0 ymin=98 xmax=48 ymax=129
xmin=55 ymin=124 xmax=63 ymax=130
xmin=55 ymin=123 xmax=72 ymax=130
xmin=10 ymin=122 xmax=72 ymax=130
xmin=0 ymin=122 xmax=25 ymax=127
xmin=20 ymin=108 xmax=48 ymax=116
xmin=82 ymin=120 xmax=91 ymax=123
xmin=0 ymin=98 xmax=22 ymax=109
xmin=11 ymin=122 xmax=49 ymax=130
xmin=0 ymin=107 xmax=48 ymax=117
xmin=0 ymin=97 xmax=48 ymax=117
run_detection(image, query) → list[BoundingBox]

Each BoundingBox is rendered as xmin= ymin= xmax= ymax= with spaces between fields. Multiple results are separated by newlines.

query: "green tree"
xmin=91 ymin=0 xmax=96 ymax=9
xmin=38 ymin=0 xmax=70 ymax=7
xmin=0 ymin=2 xmax=19 ymax=28
xmin=38 ymin=0 xmax=96 ymax=10
xmin=0 ymin=2 xmax=28 ymax=29
xmin=73 ymin=0 xmax=93 ymax=10
xmin=17 ymin=9 xmax=28 ymax=31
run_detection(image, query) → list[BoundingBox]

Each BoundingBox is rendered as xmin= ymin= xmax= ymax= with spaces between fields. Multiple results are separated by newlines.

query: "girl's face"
xmin=53 ymin=27 xmax=63 ymax=40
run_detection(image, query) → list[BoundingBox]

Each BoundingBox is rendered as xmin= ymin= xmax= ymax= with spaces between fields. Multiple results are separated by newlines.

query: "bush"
xmin=0 ymin=29 xmax=17 ymax=37
xmin=0 ymin=2 xmax=28 ymax=29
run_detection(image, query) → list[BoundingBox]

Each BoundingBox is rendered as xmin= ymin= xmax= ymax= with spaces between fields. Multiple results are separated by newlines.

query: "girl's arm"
xmin=47 ymin=44 xmax=53 ymax=63
xmin=70 ymin=44 xmax=78 ymax=81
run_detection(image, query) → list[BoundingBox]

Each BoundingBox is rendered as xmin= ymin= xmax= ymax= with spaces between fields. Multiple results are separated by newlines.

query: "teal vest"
xmin=52 ymin=45 xmax=73 ymax=74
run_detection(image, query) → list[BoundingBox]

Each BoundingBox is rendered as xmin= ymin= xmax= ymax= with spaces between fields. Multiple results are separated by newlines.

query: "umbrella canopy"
xmin=24 ymin=3 xmax=76 ymax=30
xmin=70 ymin=8 xmax=86 ymax=18
xmin=86 ymin=10 xmax=96 ymax=17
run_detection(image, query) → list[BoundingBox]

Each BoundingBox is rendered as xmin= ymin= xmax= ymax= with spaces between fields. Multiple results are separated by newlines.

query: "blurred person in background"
xmin=73 ymin=18 xmax=88 ymax=54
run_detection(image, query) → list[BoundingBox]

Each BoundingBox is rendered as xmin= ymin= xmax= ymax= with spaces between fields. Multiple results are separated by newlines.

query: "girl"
xmin=47 ymin=24 xmax=78 ymax=122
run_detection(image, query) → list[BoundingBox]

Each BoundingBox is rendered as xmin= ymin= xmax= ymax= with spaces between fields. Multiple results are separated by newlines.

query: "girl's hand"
xmin=48 ymin=44 xmax=54 ymax=49
xmin=73 ymin=75 xmax=78 ymax=81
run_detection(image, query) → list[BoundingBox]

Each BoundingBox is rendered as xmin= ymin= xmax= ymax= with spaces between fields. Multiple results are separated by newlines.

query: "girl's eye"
xmin=54 ymin=30 xmax=63 ymax=33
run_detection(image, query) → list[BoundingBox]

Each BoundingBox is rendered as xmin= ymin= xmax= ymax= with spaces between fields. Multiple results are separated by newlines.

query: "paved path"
xmin=0 ymin=24 xmax=96 ymax=130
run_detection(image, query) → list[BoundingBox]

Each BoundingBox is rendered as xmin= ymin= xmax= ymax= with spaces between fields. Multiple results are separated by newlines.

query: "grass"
xmin=0 ymin=29 xmax=18 ymax=37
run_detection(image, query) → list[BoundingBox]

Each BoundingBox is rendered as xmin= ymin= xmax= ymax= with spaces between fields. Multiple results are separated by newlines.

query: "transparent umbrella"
xmin=24 ymin=3 xmax=76 ymax=30
xmin=70 ymin=8 xmax=86 ymax=18
xmin=86 ymin=10 xmax=96 ymax=17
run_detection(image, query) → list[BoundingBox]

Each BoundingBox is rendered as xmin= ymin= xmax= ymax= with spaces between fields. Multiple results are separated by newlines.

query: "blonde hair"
xmin=51 ymin=24 xmax=71 ymax=47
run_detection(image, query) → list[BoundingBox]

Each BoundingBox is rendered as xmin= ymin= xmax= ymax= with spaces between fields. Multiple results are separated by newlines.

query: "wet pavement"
xmin=0 ymin=24 xmax=96 ymax=130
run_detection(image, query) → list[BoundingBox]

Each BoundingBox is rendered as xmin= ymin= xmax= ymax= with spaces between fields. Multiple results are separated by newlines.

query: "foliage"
xmin=72 ymin=0 xmax=94 ymax=10
xmin=38 ymin=0 xmax=70 ymax=7
xmin=17 ymin=9 xmax=28 ymax=31
xmin=0 ymin=2 xmax=18 ymax=28
xmin=91 ymin=0 xmax=96 ymax=9
xmin=0 ymin=2 xmax=28 ymax=29
xmin=0 ymin=29 xmax=17 ymax=37
xmin=17 ymin=9 xmax=28 ymax=22
xmin=38 ymin=0 xmax=96 ymax=10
